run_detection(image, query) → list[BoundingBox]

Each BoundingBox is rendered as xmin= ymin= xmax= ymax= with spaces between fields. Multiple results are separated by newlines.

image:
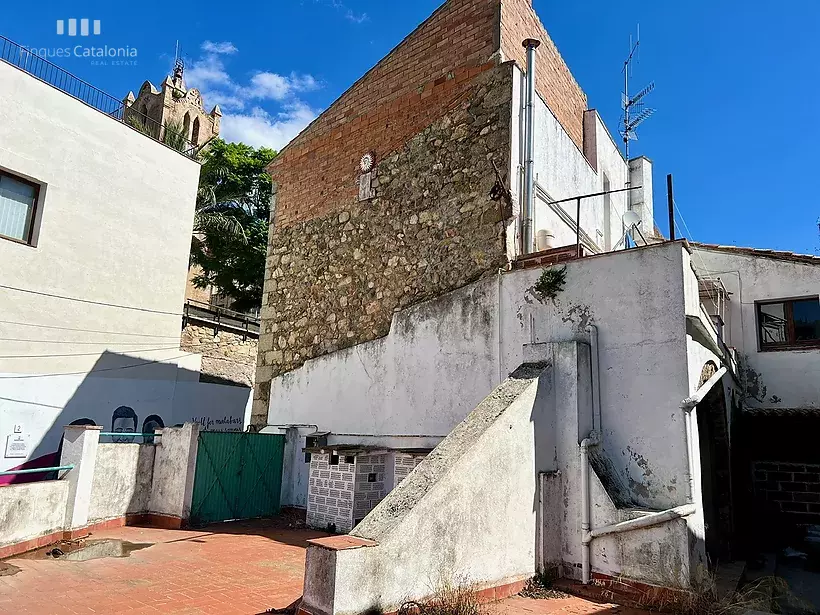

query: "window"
xmin=0 ymin=170 xmax=39 ymax=244
xmin=191 ymin=117 xmax=200 ymax=146
xmin=757 ymin=297 xmax=820 ymax=350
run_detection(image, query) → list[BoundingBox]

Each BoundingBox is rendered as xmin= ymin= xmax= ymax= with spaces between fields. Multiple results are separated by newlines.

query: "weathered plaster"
xmin=88 ymin=443 xmax=156 ymax=522
xmin=0 ymin=480 xmax=68 ymax=548
xmin=691 ymin=247 xmax=820 ymax=411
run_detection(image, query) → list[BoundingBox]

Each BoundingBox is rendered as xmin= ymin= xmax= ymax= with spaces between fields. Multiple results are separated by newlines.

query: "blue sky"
xmin=2 ymin=1 xmax=818 ymax=252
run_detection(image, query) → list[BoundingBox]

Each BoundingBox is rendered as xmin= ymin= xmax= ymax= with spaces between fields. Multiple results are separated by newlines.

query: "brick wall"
xmin=268 ymin=0 xmax=501 ymax=229
xmin=353 ymin=454 xmax=388 ymax=524
xmin=753 ymin=461 xmax=820 ymax=524
xmin=253 ymin=0 xmax=590 ymax=423
xmin=307 ymin=453 xmax=356 ymax=533
xmin=499 ymin=0 xmax=587 ymax=151
xmin=267 ymin=0 xmax=588 ymax=230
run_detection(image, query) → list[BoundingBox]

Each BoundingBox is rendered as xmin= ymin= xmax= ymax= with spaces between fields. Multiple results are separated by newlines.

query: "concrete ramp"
xmin=298 ymin=361 xmax=554 ymax=615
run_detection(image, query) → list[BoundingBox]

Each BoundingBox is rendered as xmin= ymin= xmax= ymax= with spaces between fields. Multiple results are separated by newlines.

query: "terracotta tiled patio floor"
xmin=0 ymin=519 xmax=652 ymax=615
xmin=490 ymin=595 xmax=653 ymax=614
xmin=0 ymin=520 xmax=325 ymax=615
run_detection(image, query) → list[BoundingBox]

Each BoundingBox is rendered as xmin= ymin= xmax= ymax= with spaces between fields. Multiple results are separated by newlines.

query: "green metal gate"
xmin=190 ymin=431 xmax=285 ymax=526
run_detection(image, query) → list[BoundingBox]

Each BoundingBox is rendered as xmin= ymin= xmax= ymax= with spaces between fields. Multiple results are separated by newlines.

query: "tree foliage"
xmin=190 ymin=139 xmax=276 ymax=312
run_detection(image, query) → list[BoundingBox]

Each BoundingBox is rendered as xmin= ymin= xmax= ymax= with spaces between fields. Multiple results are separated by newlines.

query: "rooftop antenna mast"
xmin=173 ymin=41 xmax=184 ymax=79
xmin=620 ymin=26 xmax=655 ymax=184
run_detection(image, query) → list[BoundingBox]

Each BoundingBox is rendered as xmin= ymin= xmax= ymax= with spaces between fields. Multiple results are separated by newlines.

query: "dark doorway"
xmin=696 ymin=368 xmax=734 ymax=566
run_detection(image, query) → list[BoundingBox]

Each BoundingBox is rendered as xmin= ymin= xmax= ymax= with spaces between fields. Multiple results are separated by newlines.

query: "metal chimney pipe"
xmin=521 ymin=38 xmax=540 ymax=255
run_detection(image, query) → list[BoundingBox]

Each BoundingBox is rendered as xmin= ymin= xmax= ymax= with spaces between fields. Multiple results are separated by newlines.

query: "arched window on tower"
xmin=183 ymin=112 xmax=191 ymax=141
xmin=191 ymin=117 xmax=200 ymax=146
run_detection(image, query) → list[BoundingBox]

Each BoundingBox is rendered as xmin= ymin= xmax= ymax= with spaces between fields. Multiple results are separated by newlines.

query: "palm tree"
xmin=193 ymin=178 xmax=248 ymax=243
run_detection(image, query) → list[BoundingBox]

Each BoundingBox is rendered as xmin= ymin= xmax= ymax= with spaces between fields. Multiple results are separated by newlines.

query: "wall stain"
xmin=560 ymin=303 xmax=592 ymax=331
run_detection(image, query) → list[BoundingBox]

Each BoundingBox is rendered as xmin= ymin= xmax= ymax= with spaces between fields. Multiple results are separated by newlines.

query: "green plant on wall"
xmin=533 ymin=266 xmax=567 ymax=303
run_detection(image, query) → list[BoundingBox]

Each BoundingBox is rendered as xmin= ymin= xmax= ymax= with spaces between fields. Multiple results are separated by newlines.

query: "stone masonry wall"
xmin=307 ymin=453 xmax=356 ymax=533
xmin=252 ymin=64 xmax=514 ymax=424
xmin=181 ymin=324 xmax=256 ymax=387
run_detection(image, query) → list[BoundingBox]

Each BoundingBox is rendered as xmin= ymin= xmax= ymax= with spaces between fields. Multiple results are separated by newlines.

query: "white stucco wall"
xmin=148 ymin=423 xmax=199 ymax=520
xmin=508 ymin=65 xmax=634 ymax=254
xmin=0 ymin=366 xmax=250 ymax=473
xmin=0 ymin=61 xmax=227 ymax=473
xmin=0 ymin=480 xmax=68 ymax=548
xmin=271 ymin=241 xmax=703 ymax=512
xmin=87 ymin=443 xmax=156 ymax=522
xmin=691 ymin=247 xmax=820 ymax=411
xmin=0 ymin=60 xmax=199 ymax=374
xmin=303 ymin=364 xmax=550 ymax=615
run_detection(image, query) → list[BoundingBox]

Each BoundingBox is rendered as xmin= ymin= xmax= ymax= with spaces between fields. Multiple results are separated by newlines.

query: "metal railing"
xmin=0 ymin=465 xmax=74 ymax=477
xmin=0 ymin=34 xmax=198 ymax=159
xmin=183 ymin=299 xmax=261 ymax=339
xmin=98 ymin=432 xmax=162 ymax=438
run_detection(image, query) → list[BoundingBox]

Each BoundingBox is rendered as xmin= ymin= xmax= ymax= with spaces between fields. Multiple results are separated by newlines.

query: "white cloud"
xmin=201 ymin=40 xmax=238 ymax=55
xmin=220 ymin=104 xmax=317 ymax=151
xmin=185 ymin=54 xmax=232 ymax=89
xmin=183 ymin=43 xmax=320 ymax=150
xmin=247 ymin=72 xmax=320 ymax=101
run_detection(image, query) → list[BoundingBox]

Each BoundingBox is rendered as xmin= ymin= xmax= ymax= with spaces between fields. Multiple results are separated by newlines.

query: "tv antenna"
xmin=620 ymin=26 xmax=655 ymax=178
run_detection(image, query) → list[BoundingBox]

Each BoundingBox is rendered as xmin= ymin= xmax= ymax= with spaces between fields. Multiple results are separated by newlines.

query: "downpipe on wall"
xmin=521 ymin=38 xmax=540 ymax=255
xmin=680 ymin=366 xmax=728 ymax=503
xmin=579 ymin=326 xmax=703 ymax=584
xmin=580 ymin=325 xmax=602 ymax=585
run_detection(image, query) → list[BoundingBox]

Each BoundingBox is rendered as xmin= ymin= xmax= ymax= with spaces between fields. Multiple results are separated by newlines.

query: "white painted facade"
xmin=507 ymin=64 xmax=654 ymax=258
xmin=692 ymin=245 xmax=820 ymax=411
xmin=0 ymin=60 xmax=249 ymax=475
xmin=277 ymin=242 xmax=731 ymax=590
xmin=272 ymin=243 xmax=715 ymax=506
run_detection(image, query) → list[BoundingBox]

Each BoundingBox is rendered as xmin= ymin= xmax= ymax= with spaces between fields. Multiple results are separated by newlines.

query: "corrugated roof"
xmin=691 ymin=242 xmax=820 ymax=265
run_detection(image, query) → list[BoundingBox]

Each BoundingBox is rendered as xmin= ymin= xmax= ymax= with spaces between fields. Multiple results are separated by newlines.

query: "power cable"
xmin=0 ymin=283 xmax=183 ymax=316
xmin=0 ymin=337 xmax=183 ymax=346
xmin=0 ymin=319 xmax=182 ymax=339
xmin=0 ymin=345 xmax=182 ymax=359
xmin=672 ymin=198 xmax=722 ymax=308
xmin=0 ymin=352 xmax=198 ymax=379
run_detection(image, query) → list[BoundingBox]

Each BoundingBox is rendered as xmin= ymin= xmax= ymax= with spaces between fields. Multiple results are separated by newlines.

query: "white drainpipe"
xmin=680 ymin=366 xmax=728 ymax=502
xmin=580 ymin=327 xmax=716 ymax=584
xmin=521 ymin=38 xmax=540 ymax=255
xmin=580 ymin=325 xmax=601 ymax=584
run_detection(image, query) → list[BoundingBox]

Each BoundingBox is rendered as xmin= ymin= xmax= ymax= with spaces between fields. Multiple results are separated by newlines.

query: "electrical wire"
xmin=672 ymin=199 xmax=722 ymax=308
xmin=0 ymin=345 xmax=182 ymax=359
xmin=0 ymin=319 xmax=182 ymax=339
xmin=0 ymin=336 xmax=256 ymax=372
xmin=0 ymin=352 xmax=198 ymax=379
xmin=0 ymin=337 xmax=185 ymax=345
xmin=0 ymin=283 xmax=183 ymax=316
